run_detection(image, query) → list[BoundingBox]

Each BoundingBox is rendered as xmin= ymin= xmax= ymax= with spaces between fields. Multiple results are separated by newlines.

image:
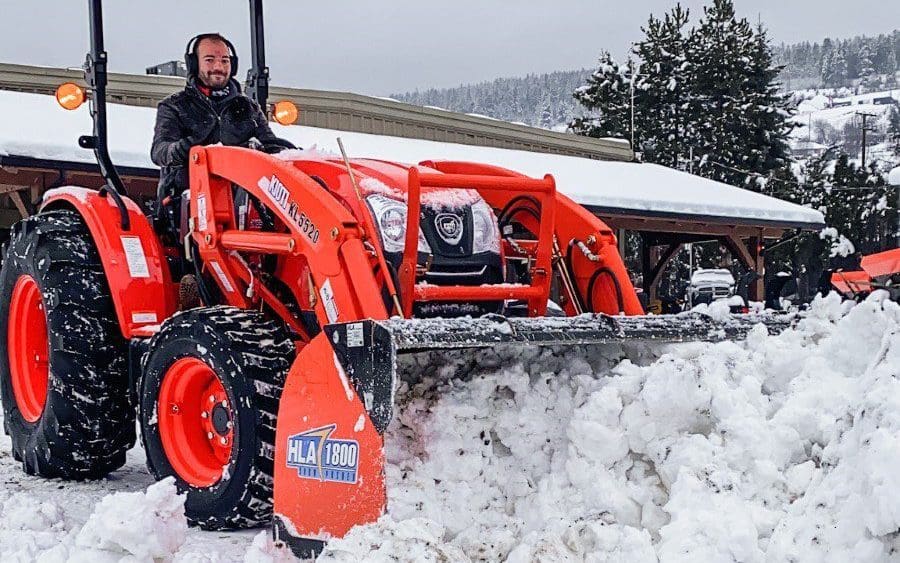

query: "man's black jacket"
xmin=150 ymin=78 xmax=295 ymax=198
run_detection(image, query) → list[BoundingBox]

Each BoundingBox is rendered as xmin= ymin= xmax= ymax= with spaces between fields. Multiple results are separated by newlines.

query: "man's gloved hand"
xmin=168 ymin=120 xmax=217 ymax=164
xmin=168 ymin=138 xmax=192 ymax=163
xmin=220 ymin=98 xmax=259 ymax=146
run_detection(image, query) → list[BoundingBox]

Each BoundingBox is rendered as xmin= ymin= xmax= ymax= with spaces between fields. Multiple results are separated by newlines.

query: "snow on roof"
xmin=0 ymin=90 xmax=824 ymax=228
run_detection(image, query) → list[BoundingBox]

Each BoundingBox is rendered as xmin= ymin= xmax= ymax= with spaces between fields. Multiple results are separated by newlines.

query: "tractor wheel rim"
xmin=158 ymin=357 xmax=234 ymax=487
xmin=8 ymin=275 xmax=49 ymax=423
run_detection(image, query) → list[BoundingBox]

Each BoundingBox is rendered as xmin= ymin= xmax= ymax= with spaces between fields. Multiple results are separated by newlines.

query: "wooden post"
xmin=617 ymin=229 xmax=627 ymax=264
xmin=750 ymin=233 xmax=764 ymax=302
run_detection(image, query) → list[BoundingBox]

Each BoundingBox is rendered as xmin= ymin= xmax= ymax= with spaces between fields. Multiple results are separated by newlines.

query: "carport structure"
xmin=0 ymin=86 xmax=824 ymax=304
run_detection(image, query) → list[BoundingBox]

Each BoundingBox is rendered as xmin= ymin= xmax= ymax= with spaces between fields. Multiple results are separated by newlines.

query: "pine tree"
xmin=857 ymin=42 xmax=877 ymax=90
xmin=889 ymin=106 xmax=900 ymax=157
xmin=632 ymin=4 xmax=693 ymax=168
xmin=832 ymin=47 xmax=849 ymax=87
xmin=539 ymin=104 xmax=553 ymax=129
xmin=742 ymin=23 xmax=796 ymax=188
xmin=688 ymin=0 xmax=770 ymax=186
xmin=570 ymin=52 xmax=632 ymax=139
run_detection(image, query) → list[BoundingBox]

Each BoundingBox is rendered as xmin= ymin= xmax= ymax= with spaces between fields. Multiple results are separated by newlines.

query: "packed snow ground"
xmin=1 ymin=293 xmax=898 ymax=561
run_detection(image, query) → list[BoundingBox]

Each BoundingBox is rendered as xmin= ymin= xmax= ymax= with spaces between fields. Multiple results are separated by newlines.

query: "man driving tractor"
xmin=150 ymin=32 xmax=294 ymax=200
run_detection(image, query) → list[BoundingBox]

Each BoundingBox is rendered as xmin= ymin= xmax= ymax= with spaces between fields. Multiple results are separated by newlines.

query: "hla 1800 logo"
xmin=286 ymin=424 xmax=359 ymax=484
xmin=257 ymin=174 xmax=320 ymax=244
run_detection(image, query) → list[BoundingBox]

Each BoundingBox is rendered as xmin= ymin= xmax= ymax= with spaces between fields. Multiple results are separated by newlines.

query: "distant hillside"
xmin=393 ymin=30 xmax=900 ymax=131
xmin=391 ymin=69 xmax=590 ymax=130
xmin=774 ymin=30 xmax=900 ymax=91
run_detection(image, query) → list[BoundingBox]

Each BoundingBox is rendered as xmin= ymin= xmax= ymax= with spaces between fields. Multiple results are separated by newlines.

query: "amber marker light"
xmin=272 ymin=100 xmax=299 ymax=125
xmin=55 ymin=82 xmax=86 ymax=110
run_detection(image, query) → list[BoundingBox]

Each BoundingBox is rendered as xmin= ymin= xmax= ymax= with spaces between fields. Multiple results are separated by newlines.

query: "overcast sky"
xmin=0 ymin=1 xmax=897 ymax=96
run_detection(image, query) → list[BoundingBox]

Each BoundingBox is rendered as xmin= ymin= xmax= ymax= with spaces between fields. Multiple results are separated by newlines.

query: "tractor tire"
xmin=0 ymin=209 xmax=133 ymax=478
xmin=139 ymin=306 xmax=294 ymax=530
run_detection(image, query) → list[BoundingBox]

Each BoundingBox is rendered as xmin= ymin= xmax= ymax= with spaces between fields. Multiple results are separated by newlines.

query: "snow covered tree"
xmin=822 ymin=47 xmax=848 ymax=87
xmin=539 ymin=104 xmax=553 ymax=129
xmin=857 ymin=42 xmax=877 ymax=90
xmin=688 ymin=0 xmax=791 ymax=188
xmin=888 ymin=105 xmax=900 ymax=157
xmin=631 ymin=4 xmax=693 ymax=168
xmin=741 ymin=23 xmax=795 ymax=187
xmin=570 ymin=52 xmax=632 ymax=140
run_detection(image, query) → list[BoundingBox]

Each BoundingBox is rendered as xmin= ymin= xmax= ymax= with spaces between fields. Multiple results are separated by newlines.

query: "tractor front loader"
xmin=0 ymin=0 xmax=792 ymax=559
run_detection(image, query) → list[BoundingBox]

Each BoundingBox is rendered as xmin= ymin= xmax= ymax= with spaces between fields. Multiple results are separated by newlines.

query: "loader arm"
xmin=187 ymin=145 xmax=391 ymax=329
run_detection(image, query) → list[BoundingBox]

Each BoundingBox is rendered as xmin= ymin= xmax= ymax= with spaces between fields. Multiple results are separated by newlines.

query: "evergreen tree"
xmin=539 ymin=104 xmax=553 ymax=129
xmin=857 ymin=42 xmax=877 ymax=89
xmin=631 ymin=4 xmax=693 ymax=168
xmin=688 ymin=0 xmax=791 ymax=188
xmin=570 ymin=52 xmax=632 ymax=139
xmin=889 ymin=106 xmax=900 ymax=157
xmin=825 ymin=47 xmax=848 ymax=87
xmin=742 ymin=23 xmax=795 ymax=187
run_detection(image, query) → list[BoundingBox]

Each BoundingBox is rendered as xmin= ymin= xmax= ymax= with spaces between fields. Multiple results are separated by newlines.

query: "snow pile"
xmin=0 ymin=494 xmax=67 ymax=560
xmin=320 ymin=293 xmax=900 ymax=561
xmin=54 ymin=477 xmax=188 ymax=562
xmin=244 ymin=530 xmax=298 ymax=563
xmin=75 ymin=477 xmax=186 ymax=559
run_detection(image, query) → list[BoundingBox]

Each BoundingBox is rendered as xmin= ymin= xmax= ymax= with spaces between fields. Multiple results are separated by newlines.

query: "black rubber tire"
xmin=139 ymin=306 xmax=294 ymax=530
xmin=0 ymin=209 xmax=133 ymax=478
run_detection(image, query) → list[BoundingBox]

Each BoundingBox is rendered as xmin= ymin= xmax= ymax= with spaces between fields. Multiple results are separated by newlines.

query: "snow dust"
xmin=0 ymin=293 xmax=898 ymax=561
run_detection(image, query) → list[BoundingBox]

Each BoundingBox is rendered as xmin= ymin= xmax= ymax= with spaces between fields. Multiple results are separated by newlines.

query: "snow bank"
xmin=72 ymin=477 xmax=187 ymax=560
xmin=29 ymin=477 xmax=189 ymax=562
xmin=320 ymin=293 xmax=900 ymax=562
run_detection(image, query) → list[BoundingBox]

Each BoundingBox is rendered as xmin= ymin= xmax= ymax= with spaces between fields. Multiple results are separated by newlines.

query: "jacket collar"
xmin=186 ymin=77 xmax=242 ymax=103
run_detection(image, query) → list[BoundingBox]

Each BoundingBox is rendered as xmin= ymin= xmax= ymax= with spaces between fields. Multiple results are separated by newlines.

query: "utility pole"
xmin=629 ymin=57 xmax=636 ymax=152
xmin=857 ymin=111 xmax=877 ymax=169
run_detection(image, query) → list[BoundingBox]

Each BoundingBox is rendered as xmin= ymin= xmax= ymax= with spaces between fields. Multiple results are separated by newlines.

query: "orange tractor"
xmin=0 ymin=0 xmax=787 ymax=557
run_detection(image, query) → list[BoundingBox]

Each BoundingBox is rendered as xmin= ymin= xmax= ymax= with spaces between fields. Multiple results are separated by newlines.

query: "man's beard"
xmin=201 ymin=72 xmax=229 ymax=89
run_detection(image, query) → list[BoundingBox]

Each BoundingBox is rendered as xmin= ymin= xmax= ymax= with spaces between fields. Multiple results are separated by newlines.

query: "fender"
xmin=41 ymin=187 xmax=177 ymax=339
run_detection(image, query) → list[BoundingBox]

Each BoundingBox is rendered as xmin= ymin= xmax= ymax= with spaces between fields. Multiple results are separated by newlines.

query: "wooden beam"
xmin=0 ymin=184 xmax=28 ymax=195
xmin=750 ymin=234 xmax=764 ymax=301
xmin=641 ymin=238 xmax=683 ymax=305
xmin=723 ymin=235 xmax=755 ymax=270
xmin=9 ymin=191 xmax=29 ymax=219
xmin=603 ymin=215 xmax=786 ymax=239
xmin=648 ymin=243 xmax=683 ymax=298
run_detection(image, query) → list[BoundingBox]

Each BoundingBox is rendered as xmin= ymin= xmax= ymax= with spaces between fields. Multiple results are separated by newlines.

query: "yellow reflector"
xmin=273 ymin=100 xmax=299 ymax=125
xmin=55 ymin=82 xmax=86 ymax=111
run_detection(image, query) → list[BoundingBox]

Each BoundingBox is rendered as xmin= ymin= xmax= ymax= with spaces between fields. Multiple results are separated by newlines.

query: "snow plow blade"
xmin=272 ymin=312 xmax=792 ymax=557
xmin=328 ymin=312 xmax=792 ymax=432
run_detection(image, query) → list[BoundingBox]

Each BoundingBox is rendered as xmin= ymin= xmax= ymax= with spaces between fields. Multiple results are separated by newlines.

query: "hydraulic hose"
xmin=586 ymin=267 xmax=625 ymax=315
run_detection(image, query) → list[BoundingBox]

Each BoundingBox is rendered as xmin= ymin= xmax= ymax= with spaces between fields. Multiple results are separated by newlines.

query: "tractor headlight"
xmin=366 ymin=194 xmax=431 ymax=254
xmin=471 ymin=200 xmax=500 ymax=254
